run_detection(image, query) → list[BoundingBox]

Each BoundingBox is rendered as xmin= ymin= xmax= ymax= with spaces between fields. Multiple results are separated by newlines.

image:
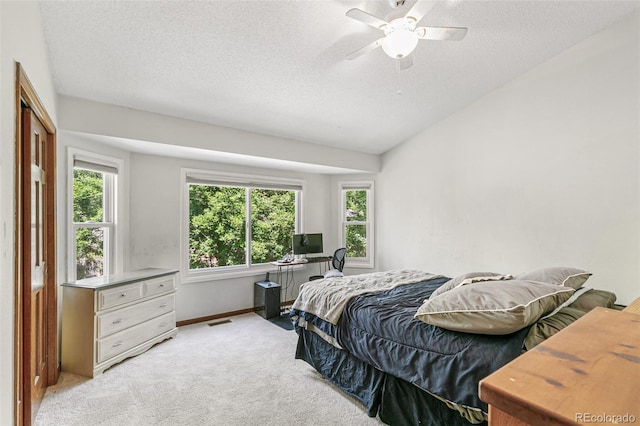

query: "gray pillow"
xmin=416 ymin=280 xmax=575 ymax=335
xmin=568 ymin=288 xmax=616 ymax=312
xmin=516 ymin=266 xmax=592 ymax=289
xmin=429 ymin=272 xmax=513 ymax=300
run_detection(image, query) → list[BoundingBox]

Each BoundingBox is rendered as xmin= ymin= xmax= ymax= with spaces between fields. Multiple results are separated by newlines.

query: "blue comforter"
xmin=294 ymin=276 xmax=530 ymax=413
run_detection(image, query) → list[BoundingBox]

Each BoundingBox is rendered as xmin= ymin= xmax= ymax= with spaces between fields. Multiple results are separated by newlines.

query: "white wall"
xmin=128 ymin=153 xmax=335 ymax=321
xmin=378 ymin=12 xmax=640 ymax=304
xmin=0 ymin=2 xmax=58 ymax=423
xmin=58 ymin=96 xmax=381 ymax=174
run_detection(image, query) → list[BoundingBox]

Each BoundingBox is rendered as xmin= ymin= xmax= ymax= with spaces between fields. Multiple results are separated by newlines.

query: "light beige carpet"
xmin=35 ymin=313 xmax=384 ymax=426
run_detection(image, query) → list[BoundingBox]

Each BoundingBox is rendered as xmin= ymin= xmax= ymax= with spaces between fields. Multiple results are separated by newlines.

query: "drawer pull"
xmin=159 ymin=303 xmax=168 ymax=308
xmin=112 ymin=342 xmax=123 ymax=348
xmin=120 ymin=293 xmax=127 ymax=298
xmin=159 ymin=284 xmax=165 ymax=287
xmin=112 ymin=318 xmax=123 ymax=324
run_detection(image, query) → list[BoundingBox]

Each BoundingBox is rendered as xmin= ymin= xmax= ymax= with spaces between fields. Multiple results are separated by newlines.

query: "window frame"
xmin=338 ymin=180 xmax=375 ymax=269
xmin=181 ymin=168 xmax=304 ymax=283
xmin=67 ymin=148 xmax=123 ymax=282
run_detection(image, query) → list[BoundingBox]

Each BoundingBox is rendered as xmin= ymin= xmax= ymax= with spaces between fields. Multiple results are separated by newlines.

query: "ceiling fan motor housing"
xmin=382 ymin=17 xmax=417 ymax=35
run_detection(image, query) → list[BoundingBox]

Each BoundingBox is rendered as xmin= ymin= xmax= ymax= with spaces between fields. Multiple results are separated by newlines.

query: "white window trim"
xmin=67 ymin=147 xmax=124 ymax=282
xmin=181 ymin=168 xmax=304 ymax=283
xmin=338 ymin=180 xmax=375 ymax=269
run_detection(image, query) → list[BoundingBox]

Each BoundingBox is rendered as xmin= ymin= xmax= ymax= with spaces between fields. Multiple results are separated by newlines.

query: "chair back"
xmin=332 ymin=248 xmax=347 ymax=272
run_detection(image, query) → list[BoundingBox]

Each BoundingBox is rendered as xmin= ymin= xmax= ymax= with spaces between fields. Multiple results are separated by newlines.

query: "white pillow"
xmin=430 ymin=272 xmax=513 ymax=300
xmin=323 ymin=269 xmax=344 ymax=278
xmin=416 ymin=280 xmax=575 ymax=335
xmin=516 ymin=267 xmax=592 ymax=289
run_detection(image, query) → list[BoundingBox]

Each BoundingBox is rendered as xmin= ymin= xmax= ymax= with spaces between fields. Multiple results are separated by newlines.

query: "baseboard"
xmin=176 ymin=300 xmax=295 ymax=327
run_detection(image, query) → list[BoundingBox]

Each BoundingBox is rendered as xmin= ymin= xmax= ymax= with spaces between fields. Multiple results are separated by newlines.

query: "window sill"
xmin=345 ymin=260 xmax=375 ymax=269
xmin=181 ymin=263 xmax=304 ymax=284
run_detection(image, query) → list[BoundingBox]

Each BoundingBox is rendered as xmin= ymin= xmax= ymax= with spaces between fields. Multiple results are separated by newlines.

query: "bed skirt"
xmin=295 ymin=327 xmax=483 ymax=426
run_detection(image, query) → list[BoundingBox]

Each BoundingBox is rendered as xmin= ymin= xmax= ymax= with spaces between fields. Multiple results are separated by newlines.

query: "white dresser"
xmin=61 ymin=268 xmax=179 ymax=377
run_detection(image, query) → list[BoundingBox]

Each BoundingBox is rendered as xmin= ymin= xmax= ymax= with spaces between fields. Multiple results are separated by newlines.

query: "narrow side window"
xmin=69 ymin=154 xmax=119 ymax=281
xmin=340 ymin=181 xmax=374 ymax=268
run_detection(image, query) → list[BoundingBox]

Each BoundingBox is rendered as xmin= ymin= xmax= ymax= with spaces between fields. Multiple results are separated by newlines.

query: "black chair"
xmin=309 ymin=247 xmax=347 ymax=281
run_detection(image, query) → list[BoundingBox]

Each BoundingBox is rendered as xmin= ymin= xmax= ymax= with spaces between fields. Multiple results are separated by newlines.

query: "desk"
xmin=479 ymin=307 xmax=640 ymax=425
xmin=270 ymin=257 xmax=332 ymax=301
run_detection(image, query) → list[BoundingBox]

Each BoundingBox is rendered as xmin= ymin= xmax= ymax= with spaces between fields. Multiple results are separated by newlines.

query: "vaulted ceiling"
xmin=39 ymin=1 xmax=639 ymax=155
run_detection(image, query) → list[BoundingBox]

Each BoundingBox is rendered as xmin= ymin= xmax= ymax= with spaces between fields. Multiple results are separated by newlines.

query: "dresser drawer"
xmin=97 ymin=311 xmax=175 ymax=363
xmin=145 ymin=275 xmax=175 ymax=297
xmin=97 ymin=282 xmax=144 ymax=311
xmin=97 ymin=293 xmax=175 ymax=338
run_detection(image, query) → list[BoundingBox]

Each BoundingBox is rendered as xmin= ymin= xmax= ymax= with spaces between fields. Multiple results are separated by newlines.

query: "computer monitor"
xmin=291 ymin=233 xmax=323 ymax=256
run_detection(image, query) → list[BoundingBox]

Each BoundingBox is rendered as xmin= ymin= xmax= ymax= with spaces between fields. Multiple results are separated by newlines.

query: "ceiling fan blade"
xmin=416 ymin=26 xmax=468 ymax=41
xmin=397 ymin=55 xmax=413 ymax=71
xmin=346 ymin=8 xmax=389 ymax=30
xmin=404 ymin=0 xmax=437 ymax=25
xmin=346 ymin=38 xmax=383 ymax=60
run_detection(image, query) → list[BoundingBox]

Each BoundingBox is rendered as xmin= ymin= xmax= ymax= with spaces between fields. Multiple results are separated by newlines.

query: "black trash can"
xmin=254 ymin=280 xmax=281 ymax=319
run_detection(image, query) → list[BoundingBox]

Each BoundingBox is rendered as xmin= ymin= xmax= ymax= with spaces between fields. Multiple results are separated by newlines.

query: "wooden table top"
xmin=479 ymin=307 xmax=640 ymax=426
xmin=623 ymin=296 xmax=640 ymax=315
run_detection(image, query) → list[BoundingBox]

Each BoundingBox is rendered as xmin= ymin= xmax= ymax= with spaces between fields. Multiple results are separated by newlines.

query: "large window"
xmin=339 ymin=181 xmax=374 ymax=268
xmin=184 ymin=170 xmax=302 ymax=279
xmin=69 ymin=152 xmax=120 ymax=281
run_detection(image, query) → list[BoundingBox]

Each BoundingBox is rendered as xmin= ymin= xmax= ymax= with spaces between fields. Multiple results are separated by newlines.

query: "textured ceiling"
xmin=39 ymin=0 xmax=639 ymax=155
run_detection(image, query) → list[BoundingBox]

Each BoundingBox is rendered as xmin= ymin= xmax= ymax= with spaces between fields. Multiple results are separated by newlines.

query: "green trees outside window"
xmin=345 ymin=189 xmax=368 ymax=258
xmin=189 ymin=184 xmax=296 ymax=270
xmin=189 ymin=185 xmax=246 ymax=268
xmin=251 ymin=189 xmax=296 ymax=265
xmin=73 ymin=169 xmax=106 ymax=280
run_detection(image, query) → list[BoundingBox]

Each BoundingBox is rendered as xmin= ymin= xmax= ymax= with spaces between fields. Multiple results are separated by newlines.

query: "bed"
xmin=290 ymin=268 xmax=618 ymax=425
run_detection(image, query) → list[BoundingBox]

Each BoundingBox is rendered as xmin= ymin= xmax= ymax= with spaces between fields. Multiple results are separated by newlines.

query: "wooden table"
xmin=479 ymin=306 xmax=640 ymax=425
xmin=623 ymin=296 xmax=640 ymax=315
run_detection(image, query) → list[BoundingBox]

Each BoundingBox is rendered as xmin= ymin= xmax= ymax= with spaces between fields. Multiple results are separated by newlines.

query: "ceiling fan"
xmin=345 ymin=0 xmax=468 ymax=70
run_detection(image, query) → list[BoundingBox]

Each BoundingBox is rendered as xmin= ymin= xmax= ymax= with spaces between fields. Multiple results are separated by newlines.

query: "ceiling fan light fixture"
xmin=381 ymin=27 xmax=419 ymax=59
xmin=345 ymin=4 xmax=468 ymax=68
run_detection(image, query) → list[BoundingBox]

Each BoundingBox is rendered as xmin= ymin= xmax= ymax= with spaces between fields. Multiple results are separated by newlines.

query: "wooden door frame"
xmin=14 ymin=62 xmax=58 ymax=426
